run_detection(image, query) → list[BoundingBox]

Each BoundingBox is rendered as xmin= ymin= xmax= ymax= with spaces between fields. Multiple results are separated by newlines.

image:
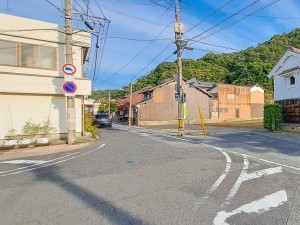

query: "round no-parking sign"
xmin=62 ymin=82 xmax=77 ymax=93
xmin=62 ymin=64 xmax=76 ymax=75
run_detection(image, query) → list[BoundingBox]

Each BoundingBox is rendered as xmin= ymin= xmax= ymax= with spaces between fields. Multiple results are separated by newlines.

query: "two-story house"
xmin=0 ymin=14 xmax=91 ymax=143
xmin=132 ymin=78 xmax=213 ymax=126
xmin=268 ymin=47 xmax=300 ymax=131
xmin=209 ymin=83 xmax=265 ymax=120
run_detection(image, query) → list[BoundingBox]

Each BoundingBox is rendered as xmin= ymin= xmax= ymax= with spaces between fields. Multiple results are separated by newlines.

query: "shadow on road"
xmin=32 ymin=166 xmax=148 ymax=225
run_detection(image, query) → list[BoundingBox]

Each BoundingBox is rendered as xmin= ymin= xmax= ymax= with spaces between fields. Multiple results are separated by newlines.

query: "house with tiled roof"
xmin=131 ymin=78 xmax=213 ymax=126
xmin=268 ymin=47 xmax=300 ymax=131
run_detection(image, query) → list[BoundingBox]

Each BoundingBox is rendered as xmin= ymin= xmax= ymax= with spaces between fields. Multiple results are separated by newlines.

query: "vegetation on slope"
xmin=92 ymin=28 xmax=300 ymax=99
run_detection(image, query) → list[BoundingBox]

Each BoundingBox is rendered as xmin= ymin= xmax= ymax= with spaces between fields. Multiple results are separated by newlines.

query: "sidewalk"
xmin=0 ymin=142 xmax=93 ymax=161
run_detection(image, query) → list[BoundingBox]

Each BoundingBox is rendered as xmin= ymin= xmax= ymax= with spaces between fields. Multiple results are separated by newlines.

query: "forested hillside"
xmin=92 ymin=28 xmax=300 ymax=99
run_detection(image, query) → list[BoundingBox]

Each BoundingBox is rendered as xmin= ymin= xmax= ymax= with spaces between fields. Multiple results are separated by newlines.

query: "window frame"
xmin=290 ymin=76 xmax=296 ymax=86
xmin=0 ymin=40 xmax=18 ymax=67
xmin=0 ymin=39 xmax=58 ymax=71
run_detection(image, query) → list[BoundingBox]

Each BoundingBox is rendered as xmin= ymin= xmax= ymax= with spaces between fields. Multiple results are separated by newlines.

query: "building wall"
xmin=138 ymin=81 xmax=210 ymax=125
xmin=250 ymin=88 xmax=265 ymax=118
xmin=218 ymin=84 xmax=248 ymax=119
xmin=0 ymin=74 xmax=91 ymax=95
xmin=0 ymin=94 xmax=83 ymax=142
xmin=0 ymin=14 xmax=91 ymax=142
xmin=273 ymin=55 xmax=300 ymax=101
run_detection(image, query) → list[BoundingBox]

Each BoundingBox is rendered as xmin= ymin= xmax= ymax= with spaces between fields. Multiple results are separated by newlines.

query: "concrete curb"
xmin=0 ymin=142 xmax=94 ymax=161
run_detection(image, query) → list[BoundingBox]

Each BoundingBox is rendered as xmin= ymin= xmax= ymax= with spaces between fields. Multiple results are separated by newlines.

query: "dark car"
xmin=95 ymin=114 xmax=112 ymax=127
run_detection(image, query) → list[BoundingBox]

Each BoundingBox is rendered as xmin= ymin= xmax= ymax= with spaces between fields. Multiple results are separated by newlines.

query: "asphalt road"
xmin=0 ymin=124 xmax=299 ymax=225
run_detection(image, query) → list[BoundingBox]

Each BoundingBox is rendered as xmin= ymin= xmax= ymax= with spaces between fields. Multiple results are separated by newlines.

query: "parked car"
xmin=95 ymin=113 xmax=112 ymax=127
xmin=118 ymin=114 xmax=129 ymax=121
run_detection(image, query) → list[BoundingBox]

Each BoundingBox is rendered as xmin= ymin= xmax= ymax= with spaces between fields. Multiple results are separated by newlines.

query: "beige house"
xmin=0 ymin=14 xmax=91 ymax=143
xmin=133 ymin=78 xmax=212 ymax=126
xmin=209 ymin=84 xmax=264 ymax=120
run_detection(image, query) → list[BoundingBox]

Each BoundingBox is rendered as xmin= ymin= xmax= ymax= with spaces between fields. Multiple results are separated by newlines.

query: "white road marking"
xmin=223 ymin=155 xmax=282 ymax=206
xmin=194 ymin=145 xmax=232 ymax=210
xmin=0 ymin=144 xmax=106 ymax=177
xmin=243 ymin=154 xmax=300 ymax=172
xmin=0 ymin=160 xmax=48 ymax=165
xmin=207 ymin=148 xmax=232 ymax=194
xmin=214 ymin=190 xmax=287 ymax=225
xmin=0 ymin=152 xmax=80 ymax=175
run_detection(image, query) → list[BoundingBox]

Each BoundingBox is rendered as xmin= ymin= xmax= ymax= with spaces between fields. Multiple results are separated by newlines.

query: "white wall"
xmin=0 ymin=74 xmax=91 ymax=95
xmin=274 ymin=56 xmax=300 ymax=101
xmin=0 ymin=94 xmax=83 ymax=141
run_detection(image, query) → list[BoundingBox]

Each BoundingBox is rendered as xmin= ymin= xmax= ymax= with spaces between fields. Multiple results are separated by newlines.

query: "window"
xmin=21 ymin=43 xmax=56 ymax=69
xmin=227 ymin=94 xmax=235 ymax=99
xmin=0 ymin=39 xmax=57 ymax=70
xmin=290 ymin=76 xmax=296 ymax=85
xmin=0 ymin=40 xmax=17 ymax=66
xmin=143 ymin=92 xmax=152 ymax=101
xmin=219 ymin=108 xmax=228 ymax=113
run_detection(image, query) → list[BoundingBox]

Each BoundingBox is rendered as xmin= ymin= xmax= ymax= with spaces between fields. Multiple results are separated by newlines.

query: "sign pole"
xmin=65 ymin=0 xmax=76 ymax=144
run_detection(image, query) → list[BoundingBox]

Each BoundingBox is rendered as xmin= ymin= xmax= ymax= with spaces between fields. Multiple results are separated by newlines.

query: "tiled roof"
xmin=289 ymin=46 xmax=300 ymax=54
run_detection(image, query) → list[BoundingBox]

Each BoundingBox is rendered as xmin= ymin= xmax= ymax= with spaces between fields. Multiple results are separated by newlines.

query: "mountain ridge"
xmin=92 ymin=28 xmax=300 ymax=99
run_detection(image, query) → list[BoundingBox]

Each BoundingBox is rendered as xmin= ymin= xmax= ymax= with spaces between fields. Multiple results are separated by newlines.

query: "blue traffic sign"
xmin=62 ymin=63 xmax=76 ymax=75
xmin=62 ymin=82 xmax=77 ymax=93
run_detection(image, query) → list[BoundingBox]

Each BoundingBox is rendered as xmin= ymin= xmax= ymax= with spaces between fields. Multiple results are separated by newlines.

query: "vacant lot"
xmin=205 ymin=119 xmax=264 ymax=129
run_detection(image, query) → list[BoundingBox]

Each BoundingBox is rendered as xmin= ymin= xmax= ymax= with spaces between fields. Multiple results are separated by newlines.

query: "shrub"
xmin=264 ymin=103 xmax=281 ymax=131
xmin=39 ymin=119 xmax=55 ymax=137
xmin=84 ymin=113 xmax=97 ymax=138
xmin=22 ymin=121 xmax=41 ymax=140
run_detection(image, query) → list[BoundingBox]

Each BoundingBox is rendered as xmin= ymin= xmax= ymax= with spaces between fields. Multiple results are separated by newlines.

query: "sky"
xmin=2 ymin=0 xmax=300 ymax=91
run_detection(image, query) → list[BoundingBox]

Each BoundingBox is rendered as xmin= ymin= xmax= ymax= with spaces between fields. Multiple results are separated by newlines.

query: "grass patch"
xmin=205 ymin=119 xmax=264 ymax=129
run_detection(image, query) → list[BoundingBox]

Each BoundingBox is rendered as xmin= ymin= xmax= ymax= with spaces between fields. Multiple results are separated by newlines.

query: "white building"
xmin=268 ymin=47 xmax=300 ymax=126
xmin=0 ymin=13 xmax=91 ymax=143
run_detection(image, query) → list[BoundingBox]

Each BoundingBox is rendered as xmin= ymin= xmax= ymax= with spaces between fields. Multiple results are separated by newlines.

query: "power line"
xmin=102 ymin=0 xmax=159 ymax=7
xmin=44 ymin=0 xmax=64 ymax=13
xmin=148 ymin=0 xmax=171 ymax=10
xmin=104 ymin=36 xmax=172 ymax=42
xmin=130 ymin=42 xmax=173 ymax=81
xmin=191 ymin=0 xmax=282 ymax=42
xmin=178 ymin=0 xmax=211 ymax=14
xmin=188 ymin=0 xmax=262 ymax=42
xmin=95 ymin=18 xmax=174 ymax=86
xmin=120 ymin=51 xmax=175 ymax=90
xmin=98 ymin=4 xmax=171 ymax=27
xmin=185 ymin=0 xmax=236 ymax=34
xmin=191 ymin=40 xmax=241 ymax=51
xmin=92 ymin=22 xmax=110 ymax=88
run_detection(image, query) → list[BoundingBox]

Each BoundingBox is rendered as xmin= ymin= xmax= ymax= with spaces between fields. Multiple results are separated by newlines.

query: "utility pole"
xmin=108 ymin=91 xmax=111 ymax=117
xmin=65 ymin=0 xmax=76 ymax=144
xmin=174 ymin=0 xmax=184 ymax=136
xmin=128 ymin=80 xmax=133 ymax=126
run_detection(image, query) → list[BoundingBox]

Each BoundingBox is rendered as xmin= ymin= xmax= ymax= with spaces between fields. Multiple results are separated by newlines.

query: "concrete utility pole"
xmin=108 ymin=91 xmax=111 ymax=117
xmin=128 ymin=80 xmax=133 ymax=126
xmin=65 ymin=0 xmax=76 ymax=144
xmin=174 ymin=0 xmax=184 ymax=136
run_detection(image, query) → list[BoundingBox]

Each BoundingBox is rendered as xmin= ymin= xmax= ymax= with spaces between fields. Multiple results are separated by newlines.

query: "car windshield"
xmin=96 ymin=115 xmax=109 ymax=119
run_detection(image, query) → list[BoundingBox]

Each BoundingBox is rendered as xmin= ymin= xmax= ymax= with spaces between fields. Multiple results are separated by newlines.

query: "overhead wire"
xmin=92 ymin=22 xmax=110 ymax=88
xmin=130 ymin=42 xmax=173 ymax=81
xmin=98 ymin=4 xmax=170 ymax=27
xmin=92 ymin=3 xmax=173 ymax=89
xmin=95 ymin=17 xmax=175 ymax=86
xmin=121 ymin=51 xmax=176 ymax=90
xmin=188 ymin=0 xmax=262 ymax=42
xmin=185 ymin=0 xmax=236 ymax=34
xmin=44 ymin=0 xmax=64 ymax=13
xmin=189 ymin=0 xmax=282 ymax=44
